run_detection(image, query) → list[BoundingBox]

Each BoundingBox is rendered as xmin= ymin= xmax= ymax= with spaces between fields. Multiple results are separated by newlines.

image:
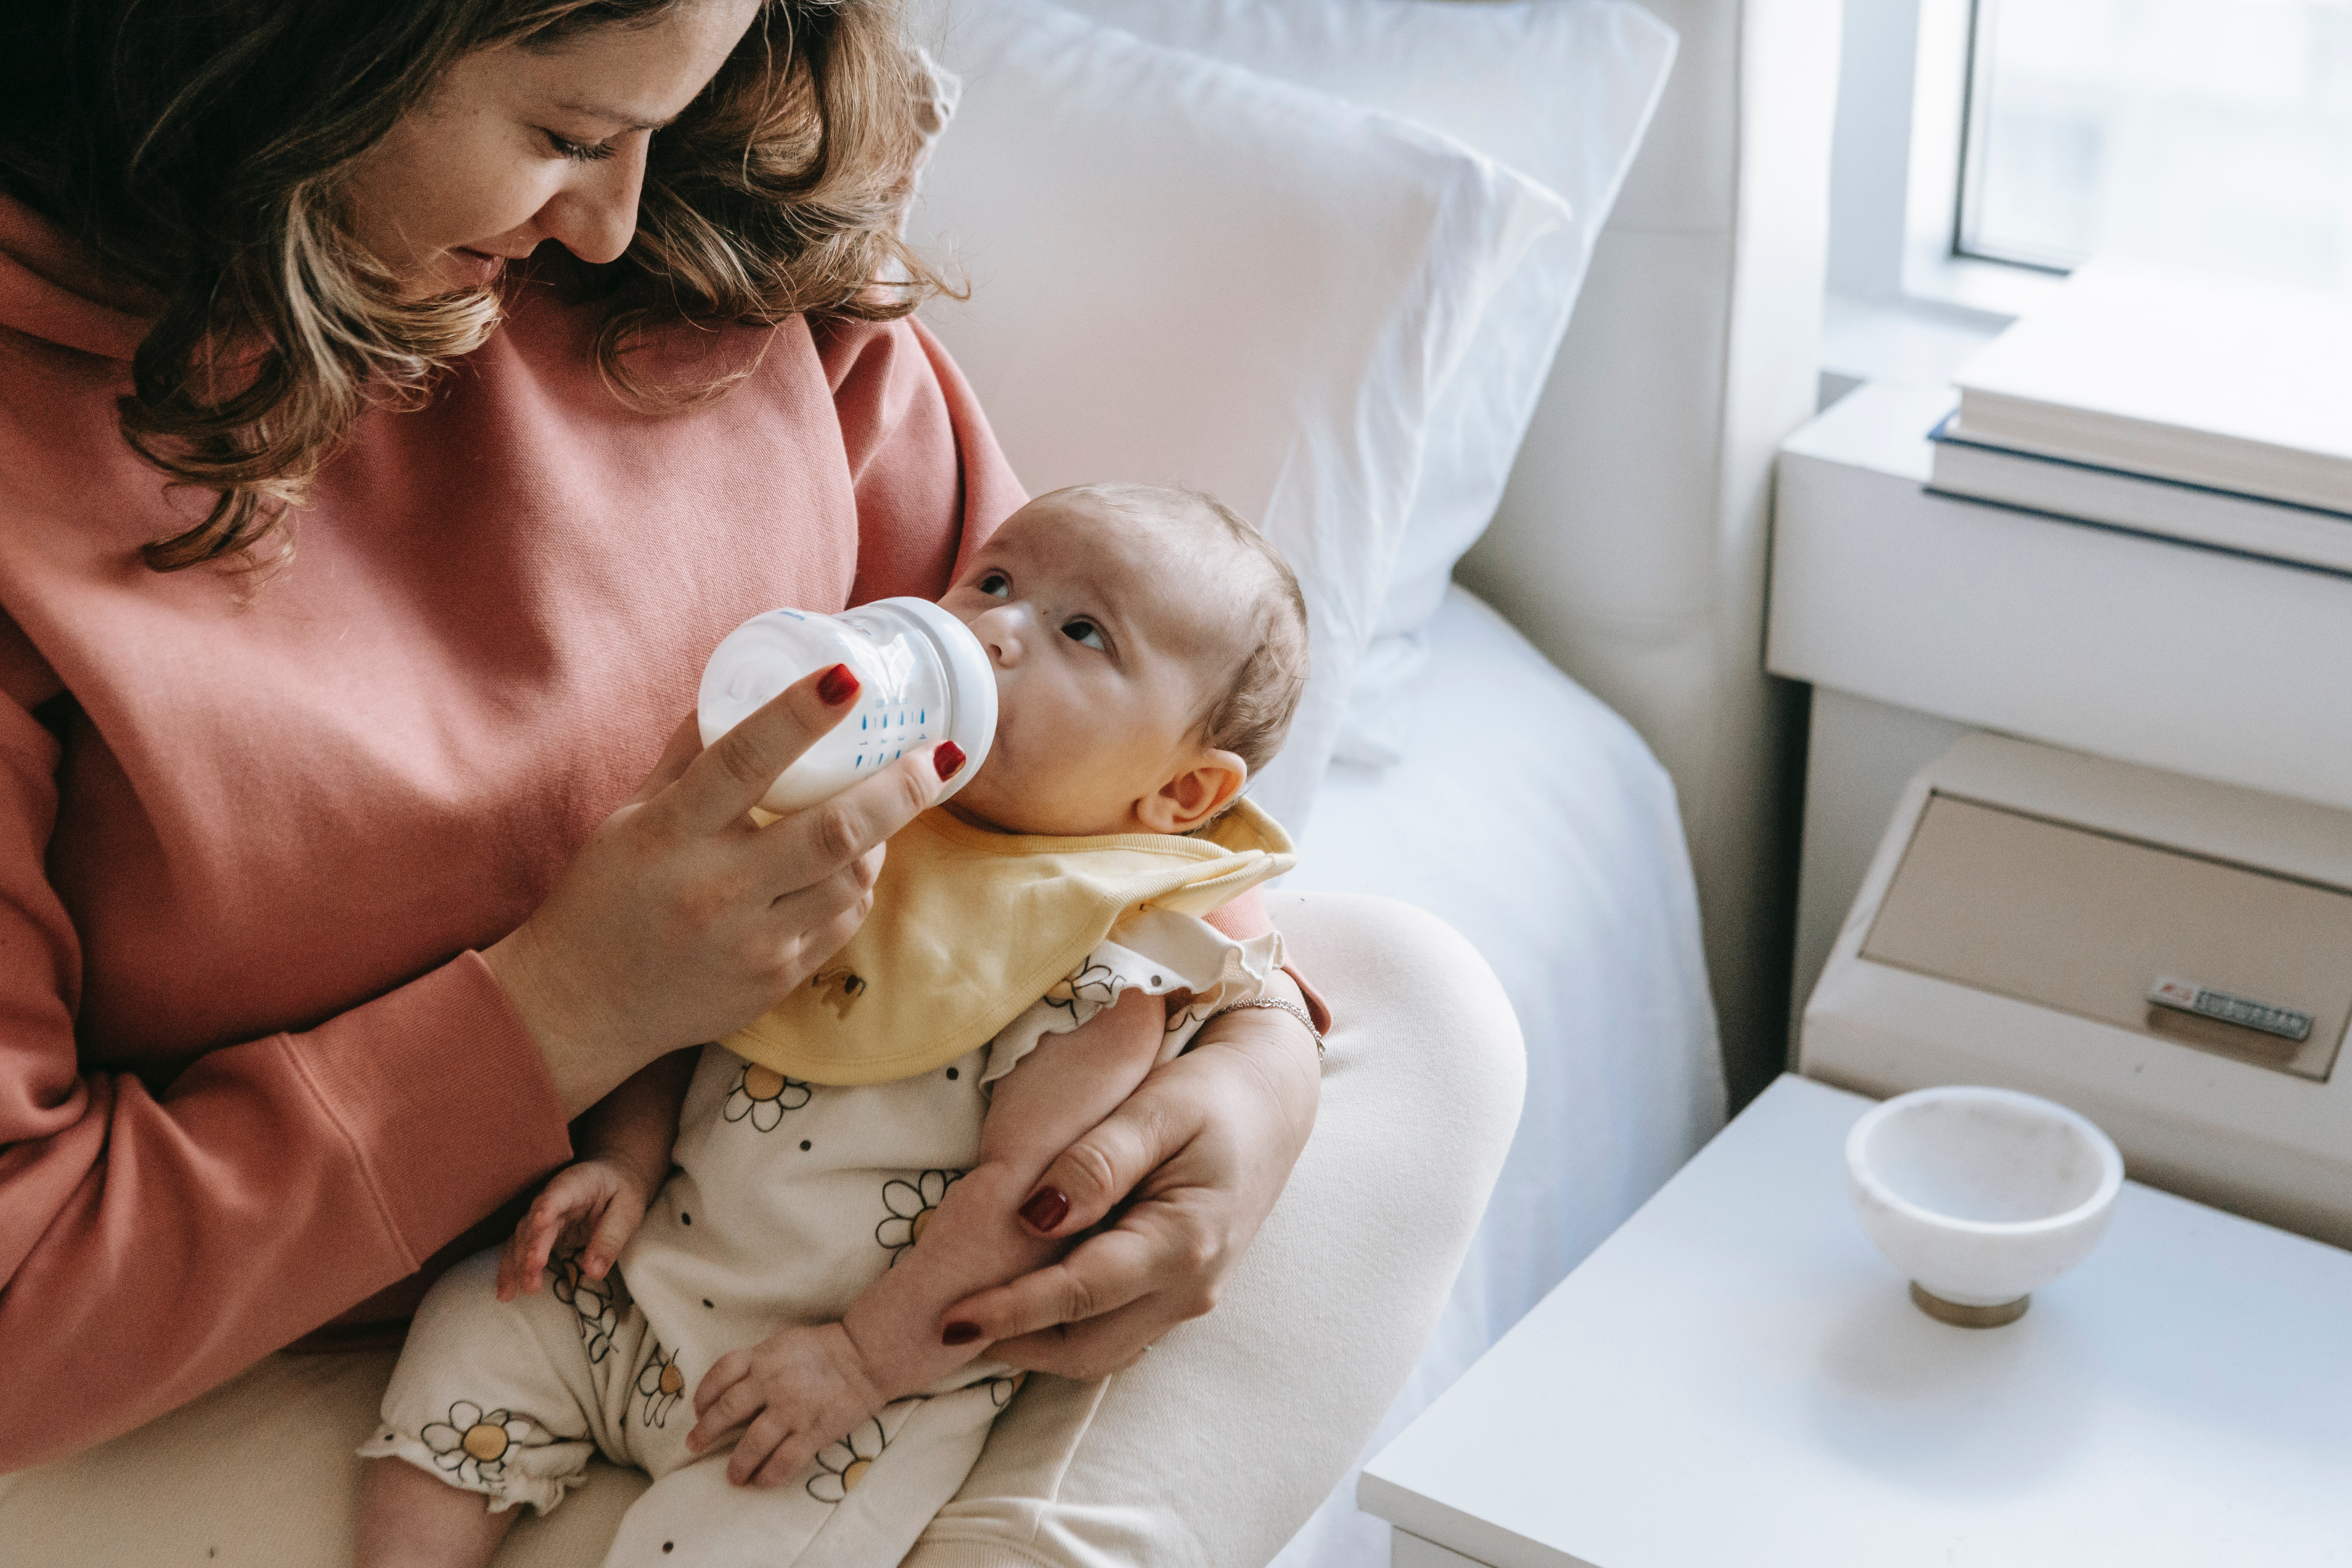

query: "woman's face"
xmin=343 ymin=0 xmax=764 ymax=299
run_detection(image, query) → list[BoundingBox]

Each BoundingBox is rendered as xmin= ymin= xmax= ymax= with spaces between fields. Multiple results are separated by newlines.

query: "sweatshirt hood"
xmin=0 ymin=195 xmax=154 ymax=362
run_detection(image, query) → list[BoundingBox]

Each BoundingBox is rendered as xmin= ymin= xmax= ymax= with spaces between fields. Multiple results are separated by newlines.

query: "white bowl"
xmin=1845 ymin=1085 xmax=2124 ymax=1327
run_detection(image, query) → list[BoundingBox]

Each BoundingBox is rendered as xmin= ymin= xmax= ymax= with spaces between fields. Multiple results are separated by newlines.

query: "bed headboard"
xmin=1456 ymin=0 xmax=1841 ymax=1103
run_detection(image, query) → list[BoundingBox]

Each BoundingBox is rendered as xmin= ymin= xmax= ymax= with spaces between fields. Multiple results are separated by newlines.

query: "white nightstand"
xmin=1358 ymin=1074 xmax=2352 ymax=1567
xmin=1767 ymin=381 xmax=2352 ymax=1040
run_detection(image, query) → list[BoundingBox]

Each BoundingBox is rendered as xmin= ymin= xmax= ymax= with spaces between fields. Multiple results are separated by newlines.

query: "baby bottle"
xmin=697 ymin=597 xmax=997 ymax=814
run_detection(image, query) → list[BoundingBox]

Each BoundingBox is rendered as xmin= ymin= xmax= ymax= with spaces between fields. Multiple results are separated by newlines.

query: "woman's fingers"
xmin=1015 ymin=1078 xmax=1206 ymax=1240
xmin=929 ymin=1067 xmax=1217 ymax=1368
xmin=662 ymin=663 xmax=864 ymax=837
xmin=943 ymin=1019 xmax=1320 ymax=1377
xmin=743 ymin=742 xmax=957 ymax=901
xmin=937 ymin=1225 xmax=1178 ymax=1357
xmin=630 ymin=713 xmax=709 ymax=807
xmin=987 ymin=1294 xmax=1186 ymax=1381
xmin=746 ymin=855 xmax=881 ymax=991
xmin=486 ymin=679 xmax=965 ymax=1115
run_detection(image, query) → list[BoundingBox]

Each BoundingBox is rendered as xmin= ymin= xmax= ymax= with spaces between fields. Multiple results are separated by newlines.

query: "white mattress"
xmin=1276 ymin=584 xmax=1726 ymax=1567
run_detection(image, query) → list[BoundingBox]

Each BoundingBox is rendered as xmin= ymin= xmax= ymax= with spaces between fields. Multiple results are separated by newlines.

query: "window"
xmin=1956 ymin=0 xmax=2352 ymax=293
xmin=1825 ymin=0 xmax=2352 ymax=386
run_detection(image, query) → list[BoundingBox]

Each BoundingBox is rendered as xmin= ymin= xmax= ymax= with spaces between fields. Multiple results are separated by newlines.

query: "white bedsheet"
xmin=1276 ymin=585 xmax=1726 ymax=1567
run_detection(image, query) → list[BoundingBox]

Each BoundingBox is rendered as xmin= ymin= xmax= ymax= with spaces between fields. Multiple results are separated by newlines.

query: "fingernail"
xmin=942 ymin=1322 xmax=982 ymax=1346
xmin=817 ymin=663 xmax=859 ymax=706
xmin=1019 ymin=1186 xmax=1069 ymax=1232
xmin=934 ymin=740 xmax=967 ymax=780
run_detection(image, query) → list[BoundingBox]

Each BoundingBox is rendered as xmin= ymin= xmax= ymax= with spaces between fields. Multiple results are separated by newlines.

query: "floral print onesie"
xmin=362 ymin=905 xmax=1280 ymax=1568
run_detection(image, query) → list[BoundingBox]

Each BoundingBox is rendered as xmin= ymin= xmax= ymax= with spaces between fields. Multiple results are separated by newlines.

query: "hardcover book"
xmin=1945 ymin=265 xmax=2352 ymax=515
xmin=1927 ymin=415 xmax=2352 ymax=576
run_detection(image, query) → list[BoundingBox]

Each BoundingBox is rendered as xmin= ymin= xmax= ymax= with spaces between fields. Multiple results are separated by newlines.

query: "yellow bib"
xmin=721 ymin=799 xmax=1297 ymax=1086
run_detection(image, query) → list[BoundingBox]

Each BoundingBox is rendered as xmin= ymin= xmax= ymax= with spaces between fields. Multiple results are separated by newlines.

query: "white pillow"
xmin=907 ymin=0 xmax=1559 ymax=831
xmin=1053 ymin=0 xmax=1679 ymax=765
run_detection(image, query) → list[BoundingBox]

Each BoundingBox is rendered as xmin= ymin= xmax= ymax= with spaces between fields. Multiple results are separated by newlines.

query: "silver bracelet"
xmin=1209 ymin=996 xmax=1326 ymax=1058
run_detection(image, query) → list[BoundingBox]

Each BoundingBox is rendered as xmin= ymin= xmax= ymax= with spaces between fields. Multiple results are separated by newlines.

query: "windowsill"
xmin=1819 ymin=292 xmax=2002 ymax=401
xmin=1900 ymin=243 xmax=2066 ymax=324
xmin=1818 ymin=259 xmax=2061 ymax=407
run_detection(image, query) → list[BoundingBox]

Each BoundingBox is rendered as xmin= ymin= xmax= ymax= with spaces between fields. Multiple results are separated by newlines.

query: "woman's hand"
xmin=938 ymin=975 xmax=1321 ymax=1377
xmin=483 ymin=664 xmax=965 ymax=1117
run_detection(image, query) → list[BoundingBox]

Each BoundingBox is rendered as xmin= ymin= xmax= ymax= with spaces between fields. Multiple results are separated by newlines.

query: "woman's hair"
xmin=1048 ymin=483 xmax=1312 ymax=785
xmin=0 ymin=0 xmax=946 ymax=573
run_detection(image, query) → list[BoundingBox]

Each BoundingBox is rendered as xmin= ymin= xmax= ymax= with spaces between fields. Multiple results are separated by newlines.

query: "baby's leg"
xmin=354 ymin=1455 xmax=518 ymax=1568
xmin=356 ymin=1247 xmax=642 ymax=1568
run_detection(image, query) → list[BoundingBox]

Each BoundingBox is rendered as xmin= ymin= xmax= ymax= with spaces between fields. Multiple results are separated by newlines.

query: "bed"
xmin=1280 ymin=587 xmax=1719 ymax=1563
xmin=0 ymin=3 xmax=1837 ymax=1562
xmin=907 ymin=0 xmax=1838 ymax=1561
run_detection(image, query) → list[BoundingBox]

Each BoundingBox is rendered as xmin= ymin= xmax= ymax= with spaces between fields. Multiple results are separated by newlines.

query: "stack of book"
xmin=1927 ymin=266 xmax=2352 ymax=574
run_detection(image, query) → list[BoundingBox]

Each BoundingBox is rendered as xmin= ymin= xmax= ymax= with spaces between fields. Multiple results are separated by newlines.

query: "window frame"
xmin=1948 ymin=0 xmax=2079 ymax=275
xmin=1826 ymin=0 xmax=2064 ymax=330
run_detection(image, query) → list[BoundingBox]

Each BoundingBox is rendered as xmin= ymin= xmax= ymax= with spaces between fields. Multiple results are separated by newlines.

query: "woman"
xmin=0 ymin=0 xmax=1320 ymax=1479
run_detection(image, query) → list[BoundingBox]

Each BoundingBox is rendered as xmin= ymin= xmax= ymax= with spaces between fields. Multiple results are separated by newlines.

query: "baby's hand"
xmin=685 ymin=1323 xmax=888 ymax=1487
xmin=497 ymin=1155 xmax=658 ymax=1302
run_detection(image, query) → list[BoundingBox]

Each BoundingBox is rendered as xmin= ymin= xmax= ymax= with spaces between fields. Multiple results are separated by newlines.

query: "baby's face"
xmin=939 ymin=494 xmax=1241 ymax=837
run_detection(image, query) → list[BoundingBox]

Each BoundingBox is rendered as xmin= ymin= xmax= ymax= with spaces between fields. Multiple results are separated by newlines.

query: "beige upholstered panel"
xmin=1459 ymin=0 xmax=1842 ymax=1101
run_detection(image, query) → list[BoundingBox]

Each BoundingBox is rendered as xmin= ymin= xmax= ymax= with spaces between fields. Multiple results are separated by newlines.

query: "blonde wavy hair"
xmin=0 ymin=0 xmax=947 ymax=573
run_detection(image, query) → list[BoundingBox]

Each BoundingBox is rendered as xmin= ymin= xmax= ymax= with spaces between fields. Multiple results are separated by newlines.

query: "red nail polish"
xmin=816 ymin=663 xmax=859 ymax=706
xmin=1019 ymin=1186 xmax=1069 ymax=1232
xmin=934 ymin=740 xmax=967 ymax=780
xmin=942 ymin=1322 xmax=982 ymax=1347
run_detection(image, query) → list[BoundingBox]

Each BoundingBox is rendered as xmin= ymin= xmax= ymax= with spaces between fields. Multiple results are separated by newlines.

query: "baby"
xmin=356 ymin=483 xmax=1312 ymax=1568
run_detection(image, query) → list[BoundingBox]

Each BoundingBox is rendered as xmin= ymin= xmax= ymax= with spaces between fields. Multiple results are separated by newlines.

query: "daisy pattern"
xmin=420 ymin=1400 xmax=536 ymax=1489
xmin=1042 ymin=960 xmax=1120 ymax=1021
xmin=547 ymin=1250 xmax=626 ymax=1365
xmin=987 ymin=1373 xmax=1027 ymax=1408
xmin=634 ymin=1343 xmax=687 ymax=1429
xmin=722 ymin=1063 xmax=812 ymax=1132
xmin=875 ymin=1169 xmax=961 ymax=1263
xmin=806 ymin=1416 xmax=889 ymax=1503
xmin=1161 ymin=985 xmax=1214 ymax=1041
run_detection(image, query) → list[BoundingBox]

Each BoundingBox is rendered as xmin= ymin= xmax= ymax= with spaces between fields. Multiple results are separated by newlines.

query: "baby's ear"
xmin=1138 ymin=749 xmax=1247 ymax=833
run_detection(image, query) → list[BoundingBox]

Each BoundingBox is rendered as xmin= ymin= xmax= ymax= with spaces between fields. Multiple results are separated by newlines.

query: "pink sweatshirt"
xmin=0 ymin=197 xmax=1040 ymax=1468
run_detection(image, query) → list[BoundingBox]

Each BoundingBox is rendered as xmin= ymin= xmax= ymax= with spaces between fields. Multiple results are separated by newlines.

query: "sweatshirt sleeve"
xmin=814 ymin=314 xmax=1028 ymax=605
xmin=0 ymin=688 xmax=573 ymax=1470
